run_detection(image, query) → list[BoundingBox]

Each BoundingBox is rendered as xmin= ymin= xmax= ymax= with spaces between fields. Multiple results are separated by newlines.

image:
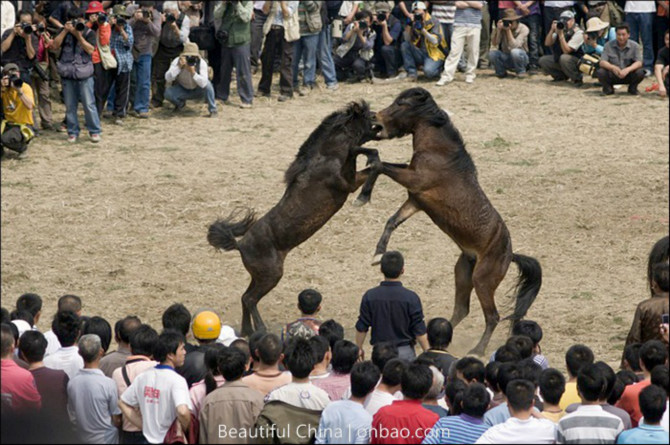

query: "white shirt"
xmin=316 ymin=400 xmax=373 ymax=444
xmin=43 ymin=346 xmax=84 ymax=380
xmin=475 ymin=417 xmax=556 ymax=444
xmin=165 ymin=56 xmax=209 ymax=89
xmin=544 ymin=1 xmax=575 ymax=7
xmin=624 ymin=1 xmax=656 ymax=13
xmin=1 ymin=1 xmax=15 ymax=36
xmin=43 ymin=330 xmax=62 ymax=357
xmin=364 ymin=389 xmax=397 ymax=417
xmin=120 ymin=366 xmax=192 ymax=444
xmin=266 ymin=382 xmax=330 ymax=411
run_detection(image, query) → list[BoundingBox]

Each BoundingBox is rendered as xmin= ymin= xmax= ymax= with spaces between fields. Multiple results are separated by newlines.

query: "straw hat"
xmin=180 ymin=42 xmax=200 ymax=58
xmin=585 ymin=17 xmax=609 ymax=33
xmin=501 ymin=9 xmax=522 ymax=21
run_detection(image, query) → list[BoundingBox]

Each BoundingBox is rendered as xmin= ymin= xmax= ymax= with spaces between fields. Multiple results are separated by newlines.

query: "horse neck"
xmin=412 ymin=122 xmax=459 ymax=153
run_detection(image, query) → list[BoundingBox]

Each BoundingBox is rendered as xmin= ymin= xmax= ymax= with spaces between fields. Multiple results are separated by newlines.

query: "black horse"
xmin=208 ymin=101 xmax=381 ymax=336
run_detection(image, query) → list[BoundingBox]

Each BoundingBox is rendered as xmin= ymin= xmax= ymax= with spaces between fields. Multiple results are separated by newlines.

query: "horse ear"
xmin=350 ymin=101 xmax=363 ymax=115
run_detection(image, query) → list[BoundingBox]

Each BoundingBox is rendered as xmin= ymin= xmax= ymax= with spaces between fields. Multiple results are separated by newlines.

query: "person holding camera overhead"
xmin=538 ymin=10 xmax=585 ymax=87
xmin=1 ymin=9 xmax=38 ymax=86
xmin=106 ymin=5 xmax=134 ymax=125
xmin=51 ymin=7 xmax=102 ymax=143
xmin=1 ymin=64 xmax=35 ymax=159
xmin=334 ymin=10 xmax=376 ymax=83
xmin=488 ymin=9 xmax=529 ymax=78
xmin=164 ymin=42 xmax=218 ymax=117
xmin=129 ymin=1 xmax=161 ymax=118
xmin=84 ymin=2 xmax=113 ymax=116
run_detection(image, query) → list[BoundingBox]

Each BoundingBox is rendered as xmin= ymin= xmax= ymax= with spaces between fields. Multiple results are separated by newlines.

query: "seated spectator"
xmin=488 ymin=9 xmax=530 ymax=78
xmin=435 ymin=0 xmax=482 ymax=86
xmin=0 ymin=64 xmax=35 ymax=159
xmin=609 ymin=377 xmax=628 ymax=407
xmin=485 ymin=361 xmax=505 ymax=408
xmin=494 ymin=343 xmax=523 ymax=363
xmin=310 ymin=334 xmax=332 ymax=381
xmin=624 ymin=263 xmax=670 ymax=351
xmin=398 ymin=1 xmax=446 ymax=82
xmin=506 ymin=335 xmax=534 ymax=360
xmin=655 ymin=30 xmax=669 ymax=97
xmin=617 ymin=369 xmax=641 ymax=386
xmin=189 ymin=343 xmax=226 ymax=417
xmin=365 ymin=358 xmax=407 ymax=416
xmin=371 ymin=1 xmax=402 ymax=79
xmin=622 ymin=343 xmax=645 ymax=380
xmin=282 ymin=289 xmax=323 ymax=345
xmin=1 ymin=9 xmax=39 ymax=85
xmin=179 ymin=310 xmax=221 ymax=388
xmin=320 ymin=319 xmax=345 ymax=351
xmin=540 ymin=368 xmax=567 ymax=423
xmin=67 ymin=334 xmax=121 ymax=444
xmin=557 ymin=364 xmax=625 ymax=444
xmin=312 ymin=339 xmax=359 ymax=401
xmin=100 ymin=315 xmax=141 ymax=378
xmin=476 ymin=380 xmax=556 ymax=444
xmin=418 ymin=317 xmax=458 ymax=383
xmin=539 ymin=10 xmax=585 ymax=87
xmin=164 ymin=42 xmax=217 ymax=116
xmin=513 ymin=320 xmax=549 ymax=368
xmin=316 ymin=361 xmax=379 ymax=444
xmin=560 ymin=344 xmax=595 ymax=410
xmin=372 ymin=341 xmax=399 ymax=373
xmin=422 ymin=364 xmax=448 ymax=418
xmin=44 ymin=295 xmax=83 ymax=357
xmin=334 ymin=10 xmax=376 ymax=83
xmin=484 ymin=363 xmax=524 ymax=426
xmin=445 ymin=378 xmax=467 ymax=415
xmin=162 ymin=303 xmax=195 ymax=352
xmin=199 ymin=346 xmax=264 ymax=444
xmin=597 ymin=23 xmax=645 ymax=95
xmin=519 ymin=358 xmax=543 ymax=411
xmin=242 ymin=333 xmax=292 ymax=397
xmin=617 ymin=384 xmax=668 ymax=443
xmin=1 ymin=324 xmax=41 ymax=413
xmin=371 ymin=362 xmax=439 ymax=444
xmin=453 ymin=356 xmax=486 ymax=385
xmin=81 ymin=315 xmax=112 ymax=354
xmin=15 ymin=293 xmax=42 ymax=329
xmin=43 ymin=311 xmax=83 ymax=380
xmin=648 ymin=365 xmax=668 ymax=433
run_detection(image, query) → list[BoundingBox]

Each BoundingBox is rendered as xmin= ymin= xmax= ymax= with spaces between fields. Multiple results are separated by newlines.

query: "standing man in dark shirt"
xmin=355 ymin=251 xmax=429 ymax=361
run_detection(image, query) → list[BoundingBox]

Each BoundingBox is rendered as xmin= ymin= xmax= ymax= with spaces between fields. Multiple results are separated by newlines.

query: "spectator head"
xmin=565 ymin=344 xmax=594 ymax=378
xmin=506 ymin=379 xmax=536 ymax=413
xmin=115 ymin=316 xmax=141 ymax=346
xmin=425 ymin=365 xmax=445 ymax=400
xmin=412 ymin=1 xmax=427 ymax=15
xmin=52 ymin=311 xmax=81 ymax=347
xmin=57 ymin=294 xmax=82 ymax=315
xmin=248 ymin=331 xmax=266 ymax=363
xmin=497 ymin=362 xmax=522 ymax=397
xmin=256 ymin=333 xmax=283 ymax=366
xmin=485 ymin=361 xmax=501 ymax=392
xmin=648 ymin=236 xmax=669 ymax=291
xmin=331 ymin=340 xmax=359 ymax=374
xmin=616 ymin=369 xmax=639 ymax=386
xmin=512 ymin=320 xmax=543 ymax=350
xmin=138 ymin=1 xmax=155 ymax=9
xmin=445 ymin=378 xmax=467 ymax=415
xmin=162 ymin=304 xmax=191 ymax=337
xmin=309 ymin=334 xmax=331 ymax=367
xmin=506 ymin=335 xmax=533 ymax=360
xmin=1 ymin=308 xmax=9 ymax=325
xmin=218 ymin=346 xmax=249 ymax=381
xmin=204 ymin=343 xmax=227 ymax=395
xmin=623 ymin=343 xmax=643 ymax=372
xmin=18 ymin=9 xmax=33 ymax=25
xmin=499 ymin=9 xmax=521 ymax=30
xmin=81 ymin=316 xmax=112 ymax=353
xmin=318 ymin=319 xmax=344 ymax=350
xmin=162 ymin=1 xmax=179 ymax=14
xmin=191 ymin=310 xmax=221 ymax=343
xmin=639 ymin=340 xmax=668 ymax=374
xmin=16 ymin=293 xmax=42 ymax=324
xmin=615 ymin=23 xmax=630 ymax=45
xmin=594 ymin=361 xmax=616 ymax=401
xmin=426 ymin=318 xmax=453 ymax=350
xmin=297 ymin=289 xmax=322 ymax=316
xmin=78 ymin=334 xmax=103 ymax=363
xmin=577 ymin=364 xmax=606 ymax=403
xmin=354 ymin=9 xmax=372 ymax=26
xmin=153 ymin=330 xmax=186 ymax=366
xmin=371 ymin=342 xmax=398 ymax=372
xmin=1 ymin=324 xmax=16 ymax=358
xmin=639 ymin=384 xmax=667 ymax=424
xmin=284 ymin=338 xmax=316 ymax=379
xmin=651 ymin=262 xmax=669 ymax=294
xmin=558 ymin=10 xmax=576 ymax=30
xmin=539 ymin=368 xmax=566 ymax=406
xmin=495 ymin=343 xmax=522 ymax=363
xmin=650 ymin=365 xmax=669 ymax=397
xmin=381 ymin=358 xmax=408 ymax=388
xmin=350 ymin=361 xmax=380 ymax=398
xmin=608 ymin=377 xmax=626 ymax=406
xmin=462 ymin=383 xmax=491 ymax=418
xmin=18 ymin=330 xmax=48 ymax=364
xmin=129 ymin=324 xmax=159 ymax=357
xmin=230 ymin=338 xmax=251 ymax=368
xmin=454 ymin=357 xmax=485 ymax=384
xmin=380 ymin=251 xmax=404 ymax=279
xmin=401 ymin=362 xmax=433 ymax=400
xmin=518 ymin=358 xmax=542 ymax=387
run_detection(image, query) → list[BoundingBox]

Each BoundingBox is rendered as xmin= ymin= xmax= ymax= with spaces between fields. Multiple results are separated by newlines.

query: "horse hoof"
xmin=467 ymin=348 xmax=486 ymax=358
xmin=371 ymin=254 xmax=383 ymax=266
xmin=352 ymin=196 xmax=369 ymax=207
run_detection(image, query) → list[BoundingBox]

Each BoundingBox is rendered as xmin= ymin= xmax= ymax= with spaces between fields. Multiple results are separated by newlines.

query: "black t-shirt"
xmin=657 ymin=46 xmax=669 ymax=67
xmin=0 ymin=29 xmax=39 ymax=71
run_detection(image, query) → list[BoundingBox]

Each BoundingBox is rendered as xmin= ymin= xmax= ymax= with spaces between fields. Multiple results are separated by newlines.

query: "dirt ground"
xmin=1 ymin=68 xmax=668 ymax=371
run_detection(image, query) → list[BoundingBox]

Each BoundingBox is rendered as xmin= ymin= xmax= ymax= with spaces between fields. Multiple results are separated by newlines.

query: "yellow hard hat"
xmin=192 ymin=310 xmax=222 ymax=340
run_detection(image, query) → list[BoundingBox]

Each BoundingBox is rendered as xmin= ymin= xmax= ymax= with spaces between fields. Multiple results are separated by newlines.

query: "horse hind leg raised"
xmin=371 ymin=199 xmax=420 ymax=265
xmin=450 ymin=252 xmax=476 ymax=328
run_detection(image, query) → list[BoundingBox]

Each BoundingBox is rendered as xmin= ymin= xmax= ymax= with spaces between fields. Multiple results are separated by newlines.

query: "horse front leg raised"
xmin=354 ymin=162 xmax=409 ymax=207
xmin=372 ymin=199 xmax=420 ymax=265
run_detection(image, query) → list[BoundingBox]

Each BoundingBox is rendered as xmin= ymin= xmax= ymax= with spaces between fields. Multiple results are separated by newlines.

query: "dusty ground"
xmin=1 ymin=69 xmax=668 ymax=371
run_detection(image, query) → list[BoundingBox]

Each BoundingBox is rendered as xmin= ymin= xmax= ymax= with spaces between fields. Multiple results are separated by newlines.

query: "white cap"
xmin=11 ymin=320 xmax=31 ymax=338
xmin=412 ymin=1 xmax=427 ymax=12
xmin=216 ymin=325 xmax=238 ymax=346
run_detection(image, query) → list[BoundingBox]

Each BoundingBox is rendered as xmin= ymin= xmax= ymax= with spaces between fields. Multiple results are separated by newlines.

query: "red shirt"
xmin=371 ymin=399 xmax=439 ymax=444
xmin=1 ymin=359 xmax=42 ymax=412
xmin=616 ymin=379 xmax=651 ymax=427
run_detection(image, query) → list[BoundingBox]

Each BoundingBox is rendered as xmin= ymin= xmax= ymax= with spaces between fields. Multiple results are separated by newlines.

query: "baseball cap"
xmin=559 ymin=10 xmax=575 ymax=20
xmin=2 ymin=63 xmax=19 ymax=75
xmin=412 ymin=1 xmax=427 ymax=12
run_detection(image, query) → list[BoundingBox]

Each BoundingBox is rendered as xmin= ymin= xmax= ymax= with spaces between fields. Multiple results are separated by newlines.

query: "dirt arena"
xmin=1 ymin=69 xmax=668 ymax=370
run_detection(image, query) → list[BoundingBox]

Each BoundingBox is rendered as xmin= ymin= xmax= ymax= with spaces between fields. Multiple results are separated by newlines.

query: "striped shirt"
xmin=557 ymin=404 xmax=624 ymax=444
xmin=422 ymin=413 xmax=489 ymax=444
xmin=454 ymin=1 xmax=485 ymax=28
xmin=431 ymin=4 xmax=456 ymax=24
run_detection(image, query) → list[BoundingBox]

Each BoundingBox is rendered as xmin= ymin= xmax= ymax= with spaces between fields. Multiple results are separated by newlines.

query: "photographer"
xmin=164 ymin=42 xmax=218 ymax=116
xmin=1 ymin=10 xmax=39 ymax=86
xmin=596 ymin=23 xmax=645 ymax=95
xmin=399 ymin=1 xmax=447 ymax=82
xmin=538 ymin=10 xmax=585 ymax=87
xmin=51 ymin=7 xmax=102 ymax=143
xmin=334 ymin=10 xmax=376 ymax=83
xmin=106 ymin=5 xmax=134 ymax=125
xmin=151 ymin=1 xmax=190 ymax=109
xmin=214 ymin=0 xmax=254 ymax=108
xmin=371 ymin=1 xmax=402 ymax=79
xmin=31 ymin=15 xmax=54 ymax=131
xmin=488 ymin=9 xmax=529 ymax=78
xmin=1 ymin=64 xmax=35 ymax=159
xmin=129 ymin=1 xmax=161 ymax=118
xmin=581 ymin=17 xmax=614 ymax=57
xmin=84 ymin=2 xmax=114 ymax=116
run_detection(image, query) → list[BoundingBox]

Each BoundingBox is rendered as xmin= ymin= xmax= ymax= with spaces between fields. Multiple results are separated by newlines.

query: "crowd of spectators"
xmin=1 ymin=0 xmax=669 ymax=159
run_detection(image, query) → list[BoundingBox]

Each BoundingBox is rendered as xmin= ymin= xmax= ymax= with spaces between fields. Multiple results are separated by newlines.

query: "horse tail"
xmin=505 ymin=253 xmax=542 ymax=324
xmin=207 ymin=209 xmax=256 ymax=251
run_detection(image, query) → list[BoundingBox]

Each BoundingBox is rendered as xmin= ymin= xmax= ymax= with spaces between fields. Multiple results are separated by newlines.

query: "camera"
xmin=358 ymin=20 xmax=368 ymax=30
xmin=141 ymin=9 xmax=151 ymax=19
xmin=75 ymin=21 xmax=86 ymax=31
xmin=376 ymin=12 xmax=386 ymax=22
xmin=413 ymin=13 xmax=423 ymax=23
xmin=216 ymin=29 xmax=229 ymax=43
xmin=9 ymin=73 xmax=23 ymax=88
xmin=116 ymin=16 xmax=126 ymax=26
xmin=502 ymin=20 xmax=511 ymax=28
xmin=556 ymin=19 xmax=567 ymax=30
xmin=663 ymin=313 xmax=669 ymax=325
xmin=186 ymin=55 xmax=199 ymax=67
xmin=21 ymin=22 xmax=33 ymax=34
xmin=98 ymin=14 xmax=107 ymax=23
xmin=37 ymin=23 xmax=46 ymax=33
xmin=587 ymin=31 xmax=599 ymax=40
xmin=166 ymin=13 xmax=176 ymax=23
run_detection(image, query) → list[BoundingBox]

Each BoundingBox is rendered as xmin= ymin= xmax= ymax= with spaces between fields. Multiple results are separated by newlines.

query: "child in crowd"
xmin=282 ymin=289 xmax=323 ymax=345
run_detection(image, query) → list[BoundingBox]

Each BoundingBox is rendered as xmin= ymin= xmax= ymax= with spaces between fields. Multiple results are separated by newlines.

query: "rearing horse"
xmin=363 ymin=88 xmax=542 ymax=356
xmin=208 ymin=101 xmax=381 ymax=336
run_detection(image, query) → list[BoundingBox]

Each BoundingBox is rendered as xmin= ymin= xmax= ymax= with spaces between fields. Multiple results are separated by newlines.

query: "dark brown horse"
xmin=365 ymin=87 xmax=542 ymax=356
xmin=208 ymin=101 xmax=381 ymax=336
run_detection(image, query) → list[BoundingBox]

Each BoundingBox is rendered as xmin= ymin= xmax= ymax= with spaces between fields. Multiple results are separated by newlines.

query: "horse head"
xmin=324 ymin=100 xmax=381 ymax=146
xmin=374 ymin=87 xmax=449 ymax=139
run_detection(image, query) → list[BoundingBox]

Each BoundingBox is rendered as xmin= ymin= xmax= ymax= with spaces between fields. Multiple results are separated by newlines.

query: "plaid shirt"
xmin=110 ymin=23 xmax=134 ymax=73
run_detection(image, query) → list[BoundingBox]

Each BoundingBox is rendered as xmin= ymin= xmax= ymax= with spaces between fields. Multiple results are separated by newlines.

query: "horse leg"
xmin=354 ymin=162 xmax=409 ymax=207
xmin=450 ymin=252 xmax=476 ymax=328
xmin=242 ymin=256 xmax=284 ymax=334
xmin=240 ymin=280 xmax=259 ymax=337
xmin=372 ymin=198 xmax=420 ymax=265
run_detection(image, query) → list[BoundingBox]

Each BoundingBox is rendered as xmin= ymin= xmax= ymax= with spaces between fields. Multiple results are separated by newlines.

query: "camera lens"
xmin=376 ymin=12 xmax=386 ymax=22
xmin=76 ymin=21 xmax=86 ymax=31
xmin=117 ymin=17 xmax=126 ymax=26
xmin=414 ymin=13 xmax=423 ymax=22
xmin=10 ymin=74 xmax=23 ymax=88
xmin=38 ymin=24 xmax=45 ymax=32
xmin=22 ymin=23 xmax=33 ymax=34
xmin=98 ymin=14 xmax=107 ymax=23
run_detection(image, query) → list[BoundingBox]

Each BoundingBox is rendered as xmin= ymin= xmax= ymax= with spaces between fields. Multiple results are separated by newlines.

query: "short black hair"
xmin=18 ymin=9 xmax=33 ymax=20
xmin=623 ymin=343 xmax=643 ymax=372
xmin=608 ymin=378 xmax=626 ymax=405
xmin=284 ymin=338 xmax=315 ymax=379
xmin=539 ymin=368 xmax=566 ymax=405
xmin=445 ymin=378 xmax=467 ymax=416
xmin=18 ymin=330 xmax=47 ymax=363
xmin=248 ymin=331 xmax=266 ymax=362
xmin=381 ymin=358 xmax=408 ymax=386
xmin=427 ymin=318 xmax=453 ymax=349
xmin=309 ymin=335 xmax=329 ymax=363
xmin=230 ymin=338 xmax=250 ymax=359
xmin=354 ymin=9 xmax=372 ymax=21
xmin=518 ymin=358 xmax=542 ymax=386
xmin=506 ymin=379 xmax=536 ymax=411
xmin=565 ymin=344 xmax=594 ymax=377
xmin=506 ymin=336 xmax=533 ymax=360
xmin=639 ymin=340 xmax=668 ymax=372
xmin=204 ymin=343 xmax=227 ymax=394
xmin=495 ymin=344 xmax=522 ymax=363
xmin=650 ymin=365 xmax=669 ymax=397
xmin=380 ymin=251 xmax=404 ymax=279
xmin=577 ymin=364 xmax=606 ymax=402
xmin=318 ymin=319 xmax=344 ymax=350
xmin=454 ymin=357 xmax=485 ymax=383
xmin=615 ymin=23 xmax=630 ymax=33
xmin=1 ymin=324 xmax=14 ymax=356
xmin=485 ymin=361 xmax=501 ymax=392
xmin=16 ymin=293 xmax=42 ymax=318
xmin=153 ymin=330 xmax=185 ymax=363
xmin=81 ymin=316 xmax=112 ymax=353
xmin=10 ymin=310 xmax=33 ymax=327
xmin=371 ymin=342 xmax=398 ymax=372
xmin=594 ymin=361 xmax=616 ymax=400
xmin=401 ymin=362 xmax=433 ymax=400
xmin=351 ymin=361 xmax=380 ymax=398
xmin=497 ymin=362 xmax=521 ymax=396
xmin=462 ymin=383 xmax=491 ymax=418
xmin=331 ymin=340 xmax=359 ymax=374
xmin=616 ymin=369 xmax=639 ymax=386
xmin=161 ymin=303 xmax=191 ymax=336
xmin=651 ymin=262 xmax=669 ymax=292
xmin=218 ymin=346 xmax=248 ymax=381
xmin=57 ymin=294 xmax=82 ymax=313
xmin=52 ymin=311 xmax=81 ymax=347
xmin=512 ymin=320 xmax=543 ymax=346
xmin=130 ymin=324 xmax=159 ymax=357
xmin=67 ymin=7 xmax=85 ymax=20
xmin=639 ymin=384 xmax=667 ymax=424
xmin=1 ymin=308 xmax=9 ymax=324
xmin=297 ymin=289 xmax=322 ymax=315
xmin=257 ymin=333 xmax=283 ymax=366
xmin=648 ymin=237 xmax=669 ymax=289
xmin=117 ymin=316 xmax=142 ymax=344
